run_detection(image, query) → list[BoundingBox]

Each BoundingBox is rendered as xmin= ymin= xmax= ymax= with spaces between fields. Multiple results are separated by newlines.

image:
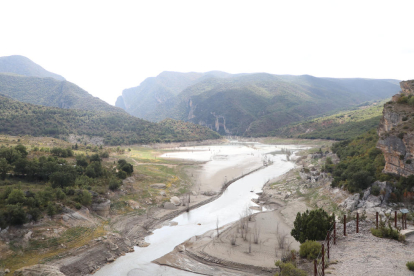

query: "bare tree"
xmin=216 ymin=217 xmax=220 ymax=237
xmin=253 ymin=223 xmax=260 ymax=244
xmin=276 ymin=225 xmax=288 ymax=249
xmin=230 ymin=234 xmax=236 ymax=246
xmin=248 ymin=233 xmax=252 ymax=253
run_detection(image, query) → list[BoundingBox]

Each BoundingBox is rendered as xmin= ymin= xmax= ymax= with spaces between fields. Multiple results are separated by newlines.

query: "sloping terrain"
xmin=271 ymin=99 xmax=387 ymax=140
xmin=116 ymin=72 xmax=400 ymax=136
xmin=0 ymin=55 xmax=65 ymax=81
xmin=115 ymin=71 xmax=231 ymax=118
xmin=0 ymin=73 xmax=122 ymax=113
xmin=0 ymin=94 xmax=220 ymax=145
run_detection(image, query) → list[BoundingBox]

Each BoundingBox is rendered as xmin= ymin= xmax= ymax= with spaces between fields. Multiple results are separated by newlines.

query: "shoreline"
xmin=46 ymin=144 xmax=265 ymax=276
xmin=150 ymin=146 xmax=326 ymax=275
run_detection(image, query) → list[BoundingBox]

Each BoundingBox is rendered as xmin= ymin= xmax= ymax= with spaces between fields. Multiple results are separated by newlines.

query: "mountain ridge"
xmin=0 ymin=55 xmax=65 ymax=81
xmin=116 ymin=71 xmax=401 ymax=136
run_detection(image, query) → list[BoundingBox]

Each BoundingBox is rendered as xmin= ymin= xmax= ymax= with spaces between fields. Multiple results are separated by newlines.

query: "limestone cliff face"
xmin=377 ymin=80 xmax=414 ymax=176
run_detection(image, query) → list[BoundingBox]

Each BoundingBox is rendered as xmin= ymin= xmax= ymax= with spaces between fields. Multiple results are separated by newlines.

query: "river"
xmin=94 ymin=142 xmax=303 ymax=276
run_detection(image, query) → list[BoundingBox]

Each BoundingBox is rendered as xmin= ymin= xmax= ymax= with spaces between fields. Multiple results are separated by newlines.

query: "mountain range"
xmin=116 ymin=72 xmax=400 ymax=136
xmin=0 ymin=55 xmax=220 ymax=144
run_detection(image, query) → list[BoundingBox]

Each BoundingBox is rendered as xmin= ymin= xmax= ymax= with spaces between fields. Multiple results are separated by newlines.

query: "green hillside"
xmin=272 ymin=100 xmax=387 ymax=140
xmin=0 ymin=73 xmax=122 ymax=113
xmin=117 ymin=72 xmax=400 ymax=136
xmin=0 ymin=55 xmax=65 ymax=81
xmin=0 ymin=95 xmax=220 ymax=145
xmin=116 ymin=71 xmax=231 ymax=119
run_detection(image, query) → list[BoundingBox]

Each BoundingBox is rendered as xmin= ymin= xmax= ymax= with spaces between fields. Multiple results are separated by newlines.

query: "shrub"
xmin=117 ymin=170 xmax=127 ymax=179
xmin=370 ymin=217 xmax=405 ymax=242
xmin=406 ymin=160 xmax=412 ymax=164
xmin=275 ymin=261 xmax=307 ymax=276
xmin=299 ymin=240 xmax=321 ymax=260
xmin=397 ymin=96 xmax=408 ymax=104
xmin=291 ymin=209 xmax=335 ymax=243
xmin=109 ymin=178 xmax=121 ymax=191
xmin=75 ymin=203 xmax=82 ymax=210
xmin=407 ymin=261 xmax=414 ymax=271
xmin=409 ymin=97 xmax=414 ymax=106
xmin=371 ymin=185 xmax=380 ymax=196
xmin=7 ymin=189 xmax=26 ymax=204
xmin=76 ymin=190 xmax=92 ymax=206
xmin=398 ymin=133 xmax=405 ymax=139
xmin=100 ymin=151 xmax=109 ymax=158
xmin=6 ymin=204 xmax=26 ymax=225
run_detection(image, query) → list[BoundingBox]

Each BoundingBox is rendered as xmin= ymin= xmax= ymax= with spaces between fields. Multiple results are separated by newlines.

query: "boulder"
xmin=201 ymin=191 xmax=217 ymax=196
xmin=177 ymin=244 xmax=185 ymax=252
xmin=108 ymin=242 xmax=118 ymax=251
xmin=372 ymin=181 xmax=392 ymax=203
xmin=339 ymin=193 xmax=360 ymax=212
xmin=151 ymin=183 xmax=166 ymax=189
xmin=164 ymin=202 xmax=178 ymax=210
xmin=91 ymin=199 xmax=111 ymax=217
xmin=137 ymin=240 xmax=150 ymax=247
xmin=127 ymin=200 xmax=140 ymax=210
xmin=170 ymin=196 xmax=181 ymax=206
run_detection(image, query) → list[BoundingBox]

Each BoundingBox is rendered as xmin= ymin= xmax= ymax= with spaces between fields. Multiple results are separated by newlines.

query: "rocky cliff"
xmin=377 ymin=80 xmax=414 ymax=176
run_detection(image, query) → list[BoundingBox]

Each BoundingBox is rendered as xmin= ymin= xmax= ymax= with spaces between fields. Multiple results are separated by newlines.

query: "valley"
xmin=0 ymin=55 xmax=413 ymax=276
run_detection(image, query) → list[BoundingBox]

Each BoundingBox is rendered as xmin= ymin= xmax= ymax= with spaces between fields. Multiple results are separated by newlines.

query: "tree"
xmin=6 ymin=204 xmax=26 ymax=225
xmin=7 ymin=189 xmax=26 ymax=204
xmin=76 ymin=155 xmax=89 ymax=167
xmin=49 ymin=166 xmax=77 ymax=188
xmin=291 ymin=209 xmax=335 ymax=243
xmin=0 ymin=158 xmax=12 ymax=180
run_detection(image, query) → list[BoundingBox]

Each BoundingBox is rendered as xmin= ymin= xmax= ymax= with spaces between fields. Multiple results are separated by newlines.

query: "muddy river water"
xmin=94 ymin=142 xmax=304 ymax=276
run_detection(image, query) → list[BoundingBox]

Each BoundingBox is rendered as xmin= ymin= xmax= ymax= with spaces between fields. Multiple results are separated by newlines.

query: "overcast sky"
xmin=1 ymin=0 xmax=413 ymax=105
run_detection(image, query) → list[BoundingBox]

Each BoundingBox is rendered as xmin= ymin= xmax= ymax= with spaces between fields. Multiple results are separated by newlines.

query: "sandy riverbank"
xmin=44 ymin=143 xmax=265 ymax=276
xmin=152 ymin=156 xmax=313 ymax=275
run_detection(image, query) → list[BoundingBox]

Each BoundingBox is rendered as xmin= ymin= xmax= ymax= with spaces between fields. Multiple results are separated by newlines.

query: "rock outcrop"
xmin=91 ymin=199 xmax=111 ymax=217
xmin=377 ymin=80 xmax=414 ymax=177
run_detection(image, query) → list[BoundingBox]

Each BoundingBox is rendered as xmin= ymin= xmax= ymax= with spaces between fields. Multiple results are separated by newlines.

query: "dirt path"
xmin=327 ymin=222 xmax=414 ymax=276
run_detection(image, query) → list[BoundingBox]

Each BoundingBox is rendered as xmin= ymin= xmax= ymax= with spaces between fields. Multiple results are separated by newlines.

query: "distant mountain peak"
xmin=0 ymin=55 xmax=65 ymax=81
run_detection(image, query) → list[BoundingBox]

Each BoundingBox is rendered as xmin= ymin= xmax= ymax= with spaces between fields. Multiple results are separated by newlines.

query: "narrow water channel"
xmin=94 ymin=142 xmax=302 ymax=276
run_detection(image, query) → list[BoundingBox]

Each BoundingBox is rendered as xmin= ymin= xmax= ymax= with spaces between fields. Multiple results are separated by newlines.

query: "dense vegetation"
xmin=0 ymin=55 xmax=65 ymax=81
xmin=0 ymin=95 xmax=220 ymax=145
xmin=117 ymin=71 xmax=399 ymax=136
xmin=329 ymin=129 xmax=414 ymax=202
xmin=0 ymin=144 xmax=133 ymax=228
xmin=329 ymin=129 xmax=388 ymax=193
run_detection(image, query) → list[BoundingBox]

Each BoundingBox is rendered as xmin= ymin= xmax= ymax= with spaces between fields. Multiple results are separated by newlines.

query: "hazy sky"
xmin=1 ymin=0 xmax=413 ymax=105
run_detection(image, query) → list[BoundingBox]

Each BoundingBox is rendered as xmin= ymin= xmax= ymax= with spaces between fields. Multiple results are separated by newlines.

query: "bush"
xmin=6 ymin=204 xmax=26 ymax=225
xmin=407 ymin=261 xmax=414 ymax=271
xmin=76 ymin=190 xmax=92 ymax=206
xmin=7 ymin=189 xmax=26 ymax=204
xmin=370 ymin=217 xmax=405 ymax=242
xmin=299 ymin=240 xmax=321 ymax=260
xmin=274 ymin=261 xmax=307 ymax=276
xmin=109 ymin=178 xmax=121 ymax=191
xmin=291 ymin=209 xmax=335 ymax=243
xmin=117 ymin=170 xmax=127 ymax=179
xmin=371 ymin=185 xmax=380 ymax=196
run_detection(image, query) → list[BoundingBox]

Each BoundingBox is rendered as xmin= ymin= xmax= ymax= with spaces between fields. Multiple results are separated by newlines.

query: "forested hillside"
xmin=0 ymin=95 xmax=220 ymax=145
xmin=0 ymin=55 xmax=65 ymax=81
xmin=116 ymin=72 xmax=400 ymax=136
